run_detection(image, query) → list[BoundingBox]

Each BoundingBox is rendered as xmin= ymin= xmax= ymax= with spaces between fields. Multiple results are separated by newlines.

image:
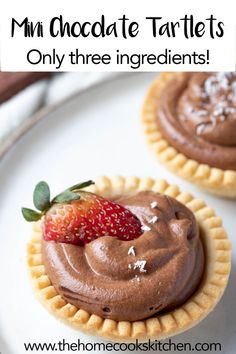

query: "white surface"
xmin=0 ymin=79 xmax=47 ymax=144
xmin=0 ymin=73 xmax=235 ymax=354
xmin=0 ymin=72 xmax=118 ymax=149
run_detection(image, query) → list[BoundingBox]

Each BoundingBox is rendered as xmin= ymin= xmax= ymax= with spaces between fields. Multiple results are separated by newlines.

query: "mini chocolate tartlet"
xmin=27 ymin=176 xmax=231 ymax=341
xmin=142 ymin=72 xmax=236 ymax=198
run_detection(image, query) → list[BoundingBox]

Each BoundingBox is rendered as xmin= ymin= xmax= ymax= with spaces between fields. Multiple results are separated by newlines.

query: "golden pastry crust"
xmin=27 ymin=176 xmax=231 ymax=342
xmin=142 ymin=73 xmax=236 ymax=198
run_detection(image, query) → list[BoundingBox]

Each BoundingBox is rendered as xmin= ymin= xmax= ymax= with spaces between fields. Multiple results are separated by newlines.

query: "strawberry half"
xmin=22 ymin=180 xmax=142 ymax=245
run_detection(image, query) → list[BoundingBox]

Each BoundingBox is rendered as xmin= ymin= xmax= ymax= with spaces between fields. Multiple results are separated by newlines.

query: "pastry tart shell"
xmin=27 ymin=176 xmax=231 ymax=342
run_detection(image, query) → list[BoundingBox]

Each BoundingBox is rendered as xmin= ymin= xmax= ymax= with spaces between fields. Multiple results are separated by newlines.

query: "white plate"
xmin=0 ymin=73 xmax=235 ymax=354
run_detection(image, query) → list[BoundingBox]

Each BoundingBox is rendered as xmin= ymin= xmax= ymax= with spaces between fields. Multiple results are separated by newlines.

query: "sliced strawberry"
xmin=22 ymin=181 xmax=142 ymax=245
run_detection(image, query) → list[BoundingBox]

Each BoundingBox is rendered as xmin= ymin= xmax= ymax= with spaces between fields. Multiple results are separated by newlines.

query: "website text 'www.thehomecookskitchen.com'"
xmin=23 ymin=338 xmax=222 ymax=352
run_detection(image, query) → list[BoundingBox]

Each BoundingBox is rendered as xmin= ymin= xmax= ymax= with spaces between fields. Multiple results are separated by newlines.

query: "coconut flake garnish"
xmin=212 ymin=100 xmax=236 ymax=118
xmin=187 ymin=106 xmax=195 ymax=113
xmin=196 ymin=123 xmax=206 ymax=136
xmin=150 ymin=201 xmax=158 ymax=209
xmin=128 ymin=246 xmax=136 ymax=256
xmin=195 ymin=109 xmax=208 ymax=117
xmin=203 ymin=73 xmax=236 ymax=120
xmin=141 ymin=225 xmax=151 ymax=232
xmin=204 ymin=72 xmax=235 ymax=96
xmin=225 ymin=107 xmax=236 ymax=114
xmin=228 ymin=82 xmax=236 ymax=103
xmin=133 ymin=260 xmax=147 ymax=273
xmin=132 ymin=275 xmax=141 ymax=282
xmin=149 ymin=216 xmax=159 ymax=224
xmin=220 ymin=115 xmax=226 ymax=122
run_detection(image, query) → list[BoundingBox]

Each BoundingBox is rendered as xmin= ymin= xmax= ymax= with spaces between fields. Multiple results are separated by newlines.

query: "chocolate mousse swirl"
xmin=158 ymin=72 xmax=236 ymax=170
xmin=42 ymin=191 xmax=204 ymax=322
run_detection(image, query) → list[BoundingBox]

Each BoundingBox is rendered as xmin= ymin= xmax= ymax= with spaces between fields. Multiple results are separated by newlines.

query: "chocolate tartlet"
xmin=142 ymin=72 xmax=236 ymax=197
xmin=27 ymin=176 xmax=231 ymax=341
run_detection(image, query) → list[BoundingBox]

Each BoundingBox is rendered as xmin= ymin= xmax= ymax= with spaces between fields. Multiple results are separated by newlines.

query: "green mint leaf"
xmin=53 ymin=190 xmax=81 ymax=203
xmin=69 ymin=180 xmax=95 ymax=192
xmin=33 ymin=181 xmax=51 ymax=211
xmin=21 ymin=208 xmax=42 ymax=222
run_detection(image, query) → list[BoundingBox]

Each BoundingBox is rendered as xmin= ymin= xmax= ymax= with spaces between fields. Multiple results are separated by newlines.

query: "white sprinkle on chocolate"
xmin=225 ymin=107 xmax=236 ymax=114
xmin=196 ymin=109 xmax=208 ymax=117
xmin=133 ymin=260 xmax=147 ymax=273
xmin=220 ymin=115 xmax=226 ymax=122
xmin=204 ymin=72 xmax=234 ymax=96
xmin=128 ymin=264 xmax=132 ymax=269
xmin=187 ymin=106 xmax=195 ymax=113
xmin=149 ymin=216 xmax=159 ymax=224
xmin=128 ymin=246 xmax=136 ymax=256
xmin=150 ymin=201 xmax=158 ymax=209
xmin=203 ymin=73 xmax=236 ymax=116
xmin=196 ymin=123 xmax=206 ymax=136
xmin=141 ymin=225 xmax=151 ymax=232
xmin=132 ymin=275 xmax=141 ymax=282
